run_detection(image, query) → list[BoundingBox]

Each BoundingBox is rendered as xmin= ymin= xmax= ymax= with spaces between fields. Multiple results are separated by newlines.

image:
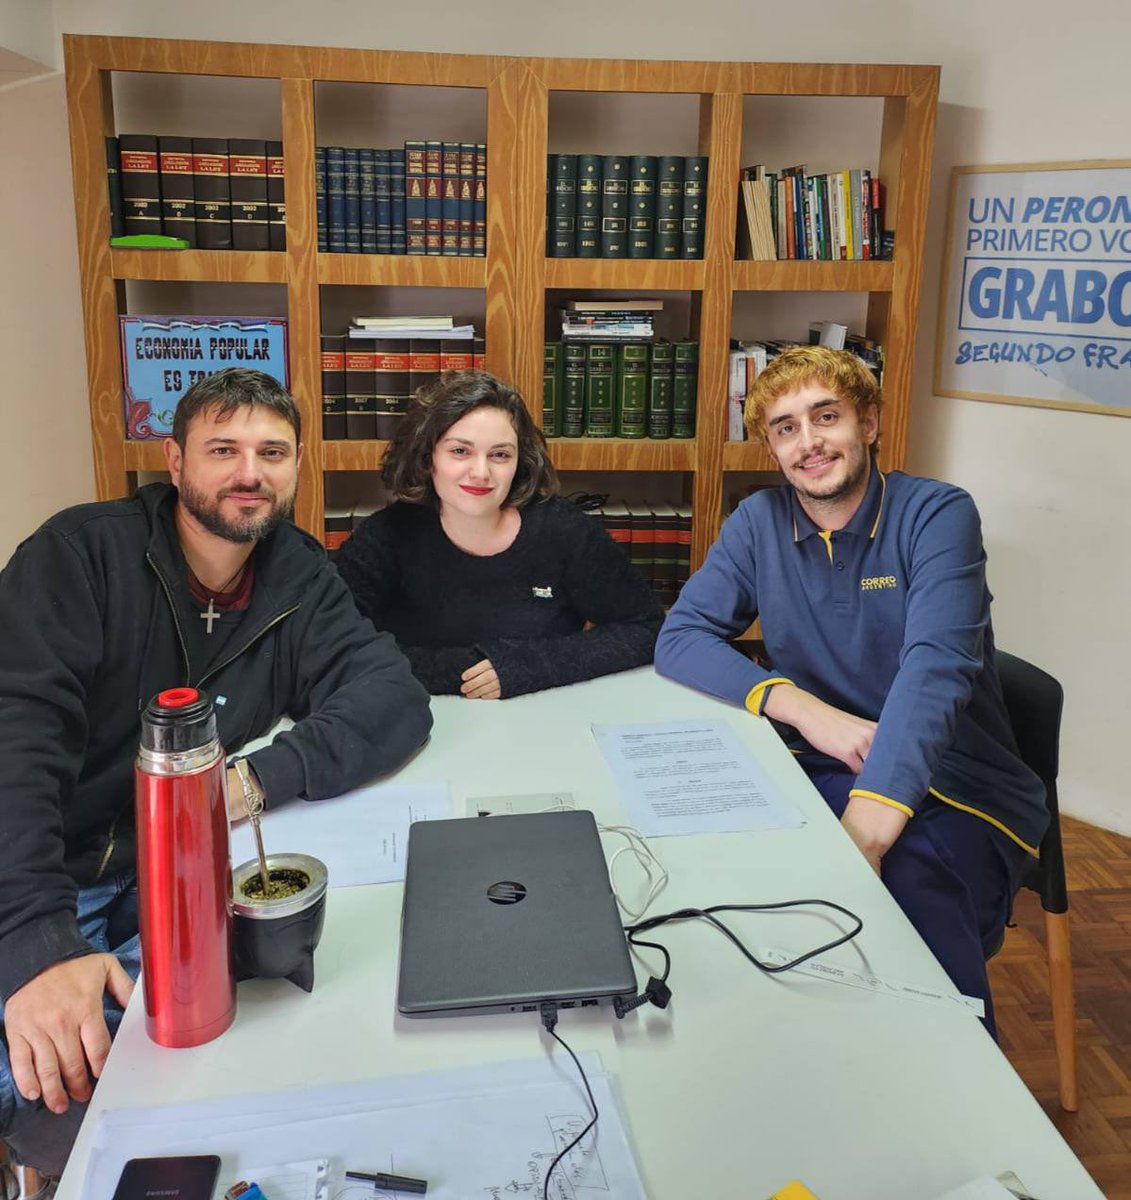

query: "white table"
xmin=57 ymin=669 xmax=1100 ymax=1200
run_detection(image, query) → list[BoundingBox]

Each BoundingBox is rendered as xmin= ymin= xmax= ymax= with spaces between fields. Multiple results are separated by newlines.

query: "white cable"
xmin=538 ymin=803 xmax=669 ymax=920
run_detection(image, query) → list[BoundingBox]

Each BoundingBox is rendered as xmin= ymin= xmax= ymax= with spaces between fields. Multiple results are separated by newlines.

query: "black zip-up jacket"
xmin=0 ymin=484 xmax=432 ymax=1000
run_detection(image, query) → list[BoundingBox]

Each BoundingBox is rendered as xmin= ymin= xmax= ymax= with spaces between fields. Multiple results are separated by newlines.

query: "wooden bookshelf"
xmin=64 ymin=36 xmax=938 ymax=570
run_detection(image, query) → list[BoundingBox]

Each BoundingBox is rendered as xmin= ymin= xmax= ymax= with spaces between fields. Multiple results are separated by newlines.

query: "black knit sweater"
xmin=335 ymin=496 xmax=664 ymax=697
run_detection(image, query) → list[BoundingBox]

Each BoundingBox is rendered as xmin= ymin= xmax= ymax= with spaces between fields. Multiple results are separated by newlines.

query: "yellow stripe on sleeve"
xmin=744 ymin=677 xmax=793 ymax=715
xmin=848 ymin=788 xmax=915 ymax=818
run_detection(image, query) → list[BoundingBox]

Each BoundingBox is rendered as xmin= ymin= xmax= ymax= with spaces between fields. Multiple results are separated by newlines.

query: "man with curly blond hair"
xmin=656 ymin=346 xmax=1047 ymax=1036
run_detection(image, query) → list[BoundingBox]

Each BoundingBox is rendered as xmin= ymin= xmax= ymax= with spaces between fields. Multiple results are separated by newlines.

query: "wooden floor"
xmin=990 ymin=815 xmax=1131 ymax=1199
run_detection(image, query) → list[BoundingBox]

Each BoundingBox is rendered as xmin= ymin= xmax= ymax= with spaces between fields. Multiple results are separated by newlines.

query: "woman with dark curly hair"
xmin=335 ymin=370 xmax=663 ymax=699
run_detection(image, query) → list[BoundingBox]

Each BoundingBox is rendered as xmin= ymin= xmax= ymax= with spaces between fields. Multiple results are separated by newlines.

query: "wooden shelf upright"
xmin=64 ymin=37 xmax=938 ymax=571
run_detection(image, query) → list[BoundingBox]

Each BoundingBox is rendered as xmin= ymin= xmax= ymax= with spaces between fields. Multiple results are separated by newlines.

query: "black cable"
xmin=539 ymin=1003 xmax=599 ymax=1200
xmin=624 ymin=898 xmax=864 ymax=985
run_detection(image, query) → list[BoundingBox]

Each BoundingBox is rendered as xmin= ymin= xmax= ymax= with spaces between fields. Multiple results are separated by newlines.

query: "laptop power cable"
xmin=539 ymin=1001 xmax=599 ymax=1200
xmin=617 ymin=898 xmax=865 ymax=1014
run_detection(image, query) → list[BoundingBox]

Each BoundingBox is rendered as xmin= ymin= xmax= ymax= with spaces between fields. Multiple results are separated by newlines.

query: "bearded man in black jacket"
xmin=0 ymin=368 xmax=432 ymax=1176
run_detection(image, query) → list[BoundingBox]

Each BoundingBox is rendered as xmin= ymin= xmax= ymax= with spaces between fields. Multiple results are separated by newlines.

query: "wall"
xmin=1 ymin=0 xmax=1127 ymax=832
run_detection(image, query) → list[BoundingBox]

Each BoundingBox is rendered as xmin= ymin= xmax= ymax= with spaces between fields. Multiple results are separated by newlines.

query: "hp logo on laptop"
xmin=487 ymin=880 xmax=528 ymax=905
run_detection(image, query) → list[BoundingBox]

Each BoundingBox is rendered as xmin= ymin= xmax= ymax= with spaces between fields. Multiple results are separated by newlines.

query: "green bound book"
xmin=628 ymin=155 xmax=656 ymax=259
xmin=655 ymin=156 xmax=683 ymax=259
xmin=550 ymin=154 xmax=577 ymax=257
xmin=543 ymin=342 xmax=563 ymax=437
xmin=648 ymin=340 xmax=675 ymax=439
xmin=600 ymin=155 xmax=628 ymax=258
xmin=576 ymin=154 xmax=602 ymax=258
xmin=562 ymin=343 xmax=587 ymax=437
xmin=615 ymin=343 xmax=649 ymax=438
xmin=681 ymin=156 xmax=707 ymax=259
xmin=585 ymin=343 xmax=616 ymax=436
xmin=672 ymin=340 xmax=699 ymax=438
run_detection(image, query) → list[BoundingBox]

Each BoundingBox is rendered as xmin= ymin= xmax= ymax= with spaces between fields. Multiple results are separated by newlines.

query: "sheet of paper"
xmin=239 ymin=1158 xmax=328 ymax=1200
xmin=82 ymin=1057 xmax=647 ymax=1200
xmin=591 ymin=719 xmax=804 ymax=837
xmin=465 ymin=791 xmax=576 ymax=817
xmin=760 ymin=946 xmax=986 ymax=1018
xmin=230 ymin=782 xmax=451 ymax=887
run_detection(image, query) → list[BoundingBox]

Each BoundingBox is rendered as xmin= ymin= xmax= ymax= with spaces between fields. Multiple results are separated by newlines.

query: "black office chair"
xmin=995 ymin=649 xmax=1078 ymax=1112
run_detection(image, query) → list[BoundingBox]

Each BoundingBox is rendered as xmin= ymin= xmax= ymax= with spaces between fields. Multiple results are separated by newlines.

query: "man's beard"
xmin=788 ymin=445 xmax=870 ymax=507
xmin=177 ymin=477 xmax=295 ymax=544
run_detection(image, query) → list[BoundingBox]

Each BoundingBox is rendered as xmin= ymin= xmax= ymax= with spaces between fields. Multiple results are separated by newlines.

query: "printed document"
xmin=592 ymin=719 xmax=803 ymax=837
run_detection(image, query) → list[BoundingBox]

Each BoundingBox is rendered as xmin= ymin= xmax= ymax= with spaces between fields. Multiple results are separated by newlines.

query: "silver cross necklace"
xmin=198 ymin=561 xmax=249 ymax=634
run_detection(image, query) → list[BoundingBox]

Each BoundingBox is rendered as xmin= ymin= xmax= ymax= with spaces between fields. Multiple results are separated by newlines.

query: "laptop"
xmin=397 ymin=810 xmax=637 ymax=1017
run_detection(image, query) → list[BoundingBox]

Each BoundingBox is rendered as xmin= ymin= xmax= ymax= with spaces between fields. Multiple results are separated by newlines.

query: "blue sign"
xmin=937 ymin=164 xmax=1131 ymax=417
xmin=120 ymin=316 xmax=290 ymax=439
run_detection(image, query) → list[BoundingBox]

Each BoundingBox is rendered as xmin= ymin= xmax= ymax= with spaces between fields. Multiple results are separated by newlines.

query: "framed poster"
xmin=120 ymin=315 xmax=290 ymax=440
xmin=936 ymin=161 xmax=1131 ymax=417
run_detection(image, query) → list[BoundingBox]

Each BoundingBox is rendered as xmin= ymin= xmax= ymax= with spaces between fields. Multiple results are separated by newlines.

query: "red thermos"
xmin=135 ymin=686 xmax=236 ymax=1047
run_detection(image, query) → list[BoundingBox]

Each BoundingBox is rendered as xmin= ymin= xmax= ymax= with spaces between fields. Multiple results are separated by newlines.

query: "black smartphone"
xmin=111 ymin=1155 xmax=222 ymax=1200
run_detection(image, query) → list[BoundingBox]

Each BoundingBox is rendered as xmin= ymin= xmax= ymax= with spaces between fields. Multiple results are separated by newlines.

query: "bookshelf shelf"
xmin=322 ymin=440 xmax=390 ymax=471
xmin=549 ymin=438 xmax=696 ymax=473
xmin=65 ymin=36 xmax=937 ymax=570
xmin=721 ymin=441 xmax=779 ymax=473
xmin=318 ymin=254 xmax=488 ymax=289
xmin=110 ymin=249 xmax=287 ymax=283
xmin=545 ymin=259 xmax=705 ymax=291
xmin=730 ymin=259 xmax=895 ymax=293
xmin=123 ymin=441 xmax=168 ymax=471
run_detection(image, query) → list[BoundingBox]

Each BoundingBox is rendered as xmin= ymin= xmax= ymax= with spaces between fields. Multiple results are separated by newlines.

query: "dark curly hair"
xmin=381 ymin=370 xmax=558 ymax=509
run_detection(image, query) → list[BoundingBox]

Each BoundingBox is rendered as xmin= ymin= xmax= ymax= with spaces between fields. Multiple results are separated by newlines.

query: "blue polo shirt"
xmin=655 ymin=467 xmax=1047 ymax=854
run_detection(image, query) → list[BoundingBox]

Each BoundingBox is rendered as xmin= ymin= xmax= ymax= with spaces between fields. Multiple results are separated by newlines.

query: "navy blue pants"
xmin=807 ymin=768 xmax=1029 ymax=1040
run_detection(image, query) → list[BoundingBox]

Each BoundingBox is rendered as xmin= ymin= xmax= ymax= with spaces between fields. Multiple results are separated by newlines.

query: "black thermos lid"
xmin=140 ymin=687 xmax=217 ymax=754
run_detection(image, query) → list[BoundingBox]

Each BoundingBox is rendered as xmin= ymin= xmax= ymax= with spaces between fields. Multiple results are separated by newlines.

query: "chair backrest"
xmin=995 ymin=650 xmax=1063 ymax=785
xmin=995 ymin=649 xmax=1067 ymax=913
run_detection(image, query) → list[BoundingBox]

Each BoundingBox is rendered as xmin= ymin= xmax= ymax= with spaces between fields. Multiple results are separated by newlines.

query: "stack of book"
xmin=108 ymin=135 xmax=285 ymax=250
xmin=591 ymin=502 xmax=693 ymax=607
xmin=543 ymin=340 xmax=698 ymax=440
xmin=315 ymin=141 xmax=486 ymax=256
xmin=348 ymin=315 xmax=475 ymax=340
xmin=560 ymin=299 xmax=662 ymax=343
xmin=321 ymin=324 xmax=485 ymax=441
xmin=548 ymin=153 xmax=706 ymax=259
xmin=736 ymin=164 xmax=885 ymax=261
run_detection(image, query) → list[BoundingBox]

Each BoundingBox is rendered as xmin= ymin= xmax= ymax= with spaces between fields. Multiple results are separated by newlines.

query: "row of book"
xmin=547 ymin=154 xmax=706 ymax=260
xmin=589 ymin=500 xmax=693 ymax=608
xmin=727 ymin=327 xmax=885 ymax=440
xmin=321 ymin=332 xmax=486 ymax=441
xmin=737 ymin=164 xmax=887 ymax=261
xmin=107 ymin=135 xmax=285 ymax=250
xmin=316 ymin=142 xmax=486 ymax=256
xmin=543 ymin=340 xmax=698 ymax=440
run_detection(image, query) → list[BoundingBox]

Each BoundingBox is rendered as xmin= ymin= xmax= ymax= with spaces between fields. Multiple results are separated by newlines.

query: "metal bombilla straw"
xmin=233 ymin=758 xmax=273 ymax=897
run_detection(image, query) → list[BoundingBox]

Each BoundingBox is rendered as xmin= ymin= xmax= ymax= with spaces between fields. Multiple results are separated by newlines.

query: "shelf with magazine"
xmin=113 ymin=276 xmax=291 ymax=471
